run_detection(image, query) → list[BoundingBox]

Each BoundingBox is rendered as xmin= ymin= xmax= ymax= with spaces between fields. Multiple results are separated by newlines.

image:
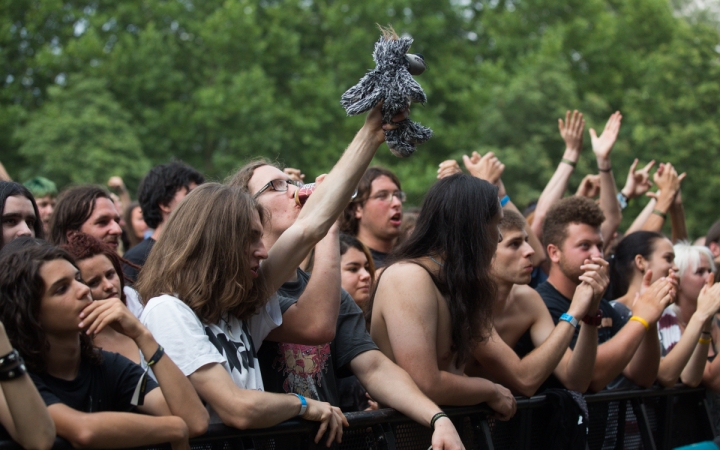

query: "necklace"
xmin=220 ymin=313 xmax=234 ymax=339
xmin=429 ymin=256 xmax=444 ymax=267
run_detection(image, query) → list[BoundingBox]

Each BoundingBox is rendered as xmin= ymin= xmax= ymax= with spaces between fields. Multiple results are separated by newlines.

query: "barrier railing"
xmin=1 ymin=386 xmax=714 ymax=449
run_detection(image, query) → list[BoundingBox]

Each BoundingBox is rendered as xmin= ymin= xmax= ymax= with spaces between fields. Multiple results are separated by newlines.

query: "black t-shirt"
xmin=29 ymin=351 xmax=158 ymax=412
xmin=369 ymin=247 xmax=389 ymax=269
xmin=259 ymin=269 xmax=378 ymax=407
xmin=122 ymin=238 xmax=155 ymax=282
xmin=536 ymin=281 xmax=625 ymax=348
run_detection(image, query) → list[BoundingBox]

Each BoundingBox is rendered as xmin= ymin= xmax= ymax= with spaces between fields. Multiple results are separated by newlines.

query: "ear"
xmin=710 ymin=242 xmax=720 ymax=258
xmin=159 ymin=201 xmax=173 ymax=215
xmin=634 ymin=254 xmax=646 ymax=273
xmin=547 ymin=243 xmax=561 ymax=264
xmin=354 ymin=202 xmax=363 ymax=220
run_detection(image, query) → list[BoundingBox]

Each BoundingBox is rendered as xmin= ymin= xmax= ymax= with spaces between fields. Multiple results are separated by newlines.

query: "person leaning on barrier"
xmin=537 ymin=198 xmax=676 ymax=391
xmin=465 ymin=210 xmax=604 ymax=396
xmin=227 ymin=159 xmax=465 ymax=449
xmin=369 ymin=174 xmax=516 ymax=419
xmin=0 ymin=242 xmax=208 ymax=449
xmin=136 ymin=105 xmax=458 ymax=448
xmin=656 ymin=243 xmax=720 ymax=388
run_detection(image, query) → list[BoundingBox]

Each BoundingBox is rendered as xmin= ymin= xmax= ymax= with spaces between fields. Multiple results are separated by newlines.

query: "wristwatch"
xmin=582 ymin=309 xmax=604 ymax=326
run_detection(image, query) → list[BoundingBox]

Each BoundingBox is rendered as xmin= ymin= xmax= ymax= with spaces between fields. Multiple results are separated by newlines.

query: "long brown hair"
xmin=135 ymin=183 xmax=269 ymax=323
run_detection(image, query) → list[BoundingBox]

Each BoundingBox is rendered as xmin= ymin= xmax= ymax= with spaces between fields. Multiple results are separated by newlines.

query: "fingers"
xmin=642 ymin=269 xmax=653 ymax=289
xmin=678 ymin=172 xmax=687 ymax=183
xmin=708 ymin=272 xmax=715 ymax=287
xmin=628 ymin=158 xmax=639 ymax=174
xmin=642 ymin=160 xmax=656 ymax=173
xmin=589 ymin=128 xmax=597 ymax=140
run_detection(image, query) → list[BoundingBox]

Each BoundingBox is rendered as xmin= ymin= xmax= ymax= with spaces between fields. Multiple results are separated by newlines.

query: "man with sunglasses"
xmin=340 ymin=167 xmax=404 ymax=268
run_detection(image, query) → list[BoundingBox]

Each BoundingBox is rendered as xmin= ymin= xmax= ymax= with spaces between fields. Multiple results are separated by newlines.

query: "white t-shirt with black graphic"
xmin=139 ymin=293 xmax=282 ymax=422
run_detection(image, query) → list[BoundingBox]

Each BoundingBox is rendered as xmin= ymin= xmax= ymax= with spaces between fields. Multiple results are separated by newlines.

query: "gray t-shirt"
xmin=258 ymin=269 xmax=378 ymax=406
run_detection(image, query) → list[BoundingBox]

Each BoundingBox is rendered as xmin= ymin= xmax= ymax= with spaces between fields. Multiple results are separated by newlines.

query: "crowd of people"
xmin=0 ymin=105 xmax=719 ymax=449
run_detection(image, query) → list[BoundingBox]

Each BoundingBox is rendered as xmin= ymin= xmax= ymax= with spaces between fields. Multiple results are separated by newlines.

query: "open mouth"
xmin=389 ymin=213 xmax=402 ymax=227
xmin=250 ymin=266 xmax=259 ymax=278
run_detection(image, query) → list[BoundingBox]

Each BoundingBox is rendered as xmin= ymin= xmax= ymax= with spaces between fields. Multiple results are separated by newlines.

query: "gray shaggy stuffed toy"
xmin=341 ymin=26 xmax=432 ymax=158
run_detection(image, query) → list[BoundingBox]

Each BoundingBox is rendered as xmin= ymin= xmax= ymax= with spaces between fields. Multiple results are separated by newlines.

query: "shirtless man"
xmin=370 ymin=174 xmax=516 ymax=418
xmin=465 ymin=210 xmax=605 ymax=396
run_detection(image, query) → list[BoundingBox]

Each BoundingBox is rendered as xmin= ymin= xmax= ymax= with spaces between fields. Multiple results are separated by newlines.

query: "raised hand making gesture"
xmin=559 ymin=110 xmax=585 ymax=160
xmin=590 ymin=111 xmax=622 ymax=167
xmin=621 ymin=159 xmax=655 ymax=200
xmin=462 ymin=151 xmax=505 ymax=184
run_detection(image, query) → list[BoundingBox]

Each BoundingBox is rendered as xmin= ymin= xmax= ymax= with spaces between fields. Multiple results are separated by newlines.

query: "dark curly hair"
xmin=61 ymin=233 xmax=139 ymax=299
xmin=138 ymin=161 xmax=205 ymax=229
xmin=0 ymin=241 xmax=100 ymax=373
xmin=542 ymin=196 xmax=605 ymax=250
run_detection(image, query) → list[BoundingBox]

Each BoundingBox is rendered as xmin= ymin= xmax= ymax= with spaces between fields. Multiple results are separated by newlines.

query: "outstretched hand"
xmin=559 ymin=110 xmax=585 ymax=154
xmin=621 ymin=159 xmax=655 ymax=199
xmin=589 ymin=111 xmax=622 ymax=161
xmin=364 ymin=102 xmax=410 ymax=145
xmin=697 ymin=273 xmax=720 ymax=321
xmin=653 ymin=162 xmax=686 ymax=196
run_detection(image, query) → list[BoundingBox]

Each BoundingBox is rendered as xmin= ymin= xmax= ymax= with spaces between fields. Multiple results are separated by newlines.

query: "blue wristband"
xmin=559 ymin=313 xmax=579 ymax=329
xmin=500 ymin=195 xmax=510 ymax=207
xmin=291 ymin=393 xmax=307 ymax=416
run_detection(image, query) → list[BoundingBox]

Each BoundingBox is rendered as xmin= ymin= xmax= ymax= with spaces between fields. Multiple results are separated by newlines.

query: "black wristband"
xmin=146 ymin=345 xmax=164 ymax=367
xmin=598 ymin=166 xmax=612 ymax=173
xmin=431 ymin=412 xmax=449 ymax=430
xmin=0 ymin=358 xmax=26 ymax=382
xmin=0 ymin=349 xmax=20 ymax=370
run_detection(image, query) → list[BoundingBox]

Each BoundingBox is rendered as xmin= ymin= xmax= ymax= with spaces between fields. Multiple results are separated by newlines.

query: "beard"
xmin=557 ymin=255 xmax=584 ymax=286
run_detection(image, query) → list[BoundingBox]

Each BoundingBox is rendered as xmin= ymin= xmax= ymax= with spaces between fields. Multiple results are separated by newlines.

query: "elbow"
xmin=70 ymin=428 xmax=97 ymax=449
xmin=656 ymin=374 xmax=678 ymax=389
xmin=681 ymin=376 xmax=702 ymax=389
xmin=513 ymin=379 xmax=540 ymax=398
xmin=187 ymin=413 xmax=209 ymax=438
xmin=563 ymin=378 xmax=591 ymax=394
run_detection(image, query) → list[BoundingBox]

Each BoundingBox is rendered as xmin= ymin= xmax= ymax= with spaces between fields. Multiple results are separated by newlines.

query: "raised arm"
xmin=262 ymin=104 xmax=402 ymax=293
xmin=590 ymin=272 xmax=674 ymax=391
xmin=589 ymin=112 xmax=622 ymax=247
xmin=266 ymin=223 xmax=342 ymax=345
xmin=669 ymin=189 xmax=688 ymax=243
xmin=626 ymin=196 xmax=657 ymax=235
xmin=532 ymin=110 xmax=585 ymax=240
xmin=641 ymin=163 xmax=684 ymax=233
xmin=672 ymin=278 xmax=720 ymax=387
xmin=0 ymin=322 xmax=55 ymax=450
xmin=79 ymin=298 xmax=209 ymax=436
xmin=0 ymin=161 xmax=11 ymax=181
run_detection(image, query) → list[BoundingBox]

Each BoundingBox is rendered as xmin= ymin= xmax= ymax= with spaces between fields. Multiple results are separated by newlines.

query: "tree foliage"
xmin=1 ymin=0 xmax=719 ymax=236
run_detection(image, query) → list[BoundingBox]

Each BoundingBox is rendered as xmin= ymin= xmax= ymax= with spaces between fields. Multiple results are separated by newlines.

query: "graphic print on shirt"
xmin=205 ymin=320 xmax=257 ymax=375
xmin=273 ymin=343 xmax=331 ymax=400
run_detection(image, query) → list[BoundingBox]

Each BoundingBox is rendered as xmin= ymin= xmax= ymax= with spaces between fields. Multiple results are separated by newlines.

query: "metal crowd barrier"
xmin=2 ymin=386 xmax=714 ymax=450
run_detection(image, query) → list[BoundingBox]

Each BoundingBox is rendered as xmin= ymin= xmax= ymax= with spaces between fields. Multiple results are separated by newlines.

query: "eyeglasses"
xmin=368 ymin=190 xmax=406 ymax=203
xmin=253 ymin=179 xmax=303 ymax=198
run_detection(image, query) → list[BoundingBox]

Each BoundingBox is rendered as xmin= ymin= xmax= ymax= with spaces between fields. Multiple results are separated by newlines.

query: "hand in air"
xmin=559 ymin=110 xmax=585 ymax=154
xmin=621 ymin=159 xmax=655 ymax=199
xmin=437 ymin=160 xmax=462 ymax=179
xmin=462 ymin=151 xmax=505 ymax=184
xmin=589 ymin=111 xmax=622 ymax=161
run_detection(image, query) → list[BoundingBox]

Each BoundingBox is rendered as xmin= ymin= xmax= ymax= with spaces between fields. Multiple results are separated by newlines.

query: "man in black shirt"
xmin=123 ymin=162 xmax=204 ymax=281
xmin=537 ymin=196 xmax=666 ymax=391
xmin=339 ymin=167 xmax=404 ymax=268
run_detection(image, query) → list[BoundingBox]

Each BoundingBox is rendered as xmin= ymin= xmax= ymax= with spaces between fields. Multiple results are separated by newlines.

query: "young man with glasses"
xmin=340 ymin=167 xmax=404 ymax=268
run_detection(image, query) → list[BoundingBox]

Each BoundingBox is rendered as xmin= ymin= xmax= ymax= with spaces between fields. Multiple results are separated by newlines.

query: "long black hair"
xmin=378 ymin=174 xmax=500 ymax=367
xmin=0 ymin=241 xmax=99 ymax=372
xmin=0 ymin=181 xmax=44 ymax=248
xmin=607 ymin=231 xmax=665 ymax=300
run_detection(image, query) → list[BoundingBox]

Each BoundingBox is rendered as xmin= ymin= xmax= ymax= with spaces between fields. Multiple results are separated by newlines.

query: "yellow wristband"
xmin=699 ymin=337 xmax=712 ymax=345
xmin=630 ymin=316 xmax=650 ymax=331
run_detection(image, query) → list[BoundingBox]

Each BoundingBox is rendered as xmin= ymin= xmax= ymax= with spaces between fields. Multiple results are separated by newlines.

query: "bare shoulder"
xmin=511 ymin=285 xmax=546 ymax=311
xmin=375 ymin=261 xmax=440 ymax=310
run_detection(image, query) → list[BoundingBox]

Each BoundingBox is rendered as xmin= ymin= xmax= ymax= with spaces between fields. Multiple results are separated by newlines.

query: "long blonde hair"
xmin=136 ymin=183 xmax=268 ymax=323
